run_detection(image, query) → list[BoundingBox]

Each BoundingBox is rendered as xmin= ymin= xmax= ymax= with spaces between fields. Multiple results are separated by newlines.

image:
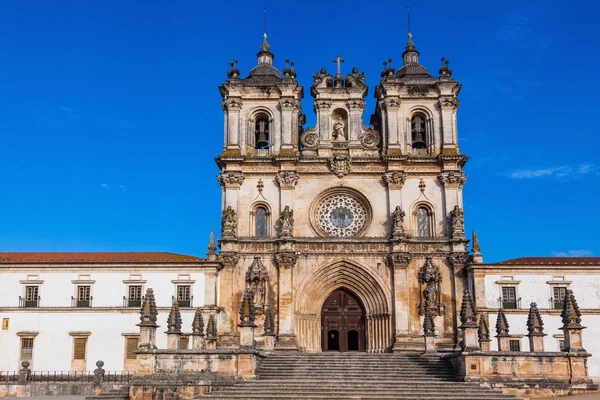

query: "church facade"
xmin=216 ymin=33 xmax=469 ymax=354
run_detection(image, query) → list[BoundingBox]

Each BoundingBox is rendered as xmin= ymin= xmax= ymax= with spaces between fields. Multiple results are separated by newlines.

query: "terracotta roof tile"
xmin=493 ymin=257 xmax=600 ymax=266
xmin=0 ymin=252 xmax=205 ymax=264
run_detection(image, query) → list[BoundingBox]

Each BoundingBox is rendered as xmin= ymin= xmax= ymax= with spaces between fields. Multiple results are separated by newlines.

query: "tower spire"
xmin=257 ymin=7 xmax=273 ymax=65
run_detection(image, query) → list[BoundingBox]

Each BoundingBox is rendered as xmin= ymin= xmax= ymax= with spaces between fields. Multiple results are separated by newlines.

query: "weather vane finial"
xmin=263 ymin=7 xmax=267 ymax=39
xmin=407 ymin=5 xmax=412 ymax=38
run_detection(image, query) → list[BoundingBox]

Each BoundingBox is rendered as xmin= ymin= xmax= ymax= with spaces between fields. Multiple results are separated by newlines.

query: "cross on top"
xmin=332 ymin=55 xmax=345 ymax=75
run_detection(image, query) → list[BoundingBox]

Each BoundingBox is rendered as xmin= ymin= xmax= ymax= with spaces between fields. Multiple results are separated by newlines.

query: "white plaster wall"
xmin=483 ymin=273 xmax=600 ymax=376
xmin=0 ymin=268 xmax=206 ymax=372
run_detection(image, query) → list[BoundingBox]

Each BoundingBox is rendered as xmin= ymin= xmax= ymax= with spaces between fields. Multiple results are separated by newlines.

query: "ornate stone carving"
xmin=360 ymin=128 xmax=380 ymax=149
xmin=347 ymin=99 xmax=366 ymax=109
xmin=275 ymin=252 xmax=298 ymax=269
xmin=418 ymin=257 xmax=442 ymax=316
xmin=206 ymin=314 xmax=218 ymax=339
xmin=246 ymin=257 xmax=268 ymax=314
xmin=460 ymin=289 xmax=478 ymax=328
xmin=217 ymin=171 xmax=245 ymax=189
xmin=495 ymin=308 xmax=510 ymax=337
xmin=295 ymin=241 xmax=388 ymax=254
xmin=527 ymin=303 xmax=545 ymax=336
xmin=447 ymin=253 xmax=469 ymax=271
xmin=478 ymin=315 xmax=490 ymax=342
xmin=419 ymin=179 xmax=426 ymax=193
xmin=139 ymin=288 xmax=158 ymax=327
xmin=166 ymin=299 xmax=182 ymax=334
xmin=561 ymin=289 xmax=582 ymax=329
xmin=345 ymin=67 xmax=366 ymax=89
xmin=438 ymin=171 xmax=467 ymax=188
xmin=407 ymin=85 xmax=430 ymax=97
xmin=439 ymin=96 xmax=460 ymax=110
xmin=328 ymin=155 xmax=352 ymax=178
xmin=383 ymin=171 xmax=406 ymax=189
xmin=264 ymin=306 xmax=275 ymax=335
xmin=279 ymin=206 xmax=294 ymax=238
xmin=387 ymin=253 xmax=410 ymax=269
xmin=423 ymin=306 xmax=435 ymax=336
xmin=391 ymin=206 xmax=406 ymax=239
xmin=300 ymin=128 xmax=319 ymax=149
xmin=279 ymin=98 xmax=300 ymax=111
xmin=239 ymin=288 xmax=256 ymax=327
xmin=218 ymin=252 xmax=240 ymax=268
xmin=381 ymin=97 xmax=400 ymax=110
xmin=206 ymin=229 xmax=216 ymax=257
xmin=450 ymin=205 xmax=465 ymax=239
xmin=407 ymin=242 xmax=450 ymax=254
xmin=221 ymin=206 xmax=237 ymax=237
xmin=276 ymin=171 xmax=299 ymax=189
xmin=257 ymin=179 xmax=264 ymax=194
xmin=192 ymin=308 xmax=205 ymax=336
xmin=221 ymin=97 xmax=242 ymax=111
xmin=312 ymin=69 xmax=333 ymax=89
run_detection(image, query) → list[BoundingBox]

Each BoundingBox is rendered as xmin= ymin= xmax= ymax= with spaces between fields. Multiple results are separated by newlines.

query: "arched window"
xmin=417 ymin=207 xmax=431 ymax=237
xmin=255 ymin=114 xmax=270 ymax=149
xmin=255 ymin=207 xmax=267 ymax=237
xmin=411 ymin=113 xmax=427 ymax=150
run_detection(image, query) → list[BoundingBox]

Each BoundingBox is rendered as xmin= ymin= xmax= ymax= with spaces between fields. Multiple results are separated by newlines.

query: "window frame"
xmin=509 ymin=339 xmax=521 ymax=352
xmin=72 ymin=337 xmax=88 ymax=361
xmin=75 ymin=285 xmax=92 ymax=308
xmin=176 ymin=284 xmax=192 ymax=308
xmin=20 ymin=337 xmax=35 ymax=362
xmin=249 ymin=202 xmax=272 ymax=237
xmin=413 ymin=203 xmax=434 ymax=238
xmin=501 ymin=286 xmax=517 ymax=309
xmin=124 ymin=336 xmax=139 ymax=361
xmin=127 ymin=285 xmax=143 ymax=308
xmin=23 ymin=285 xmax=40 ymax=308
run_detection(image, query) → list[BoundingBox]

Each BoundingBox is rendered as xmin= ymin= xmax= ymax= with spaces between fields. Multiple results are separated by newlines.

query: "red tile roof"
xmin=0 ymin=252 xmax=205 ymax=264
xmin=494 ymin=257 xmax=600 ymax=266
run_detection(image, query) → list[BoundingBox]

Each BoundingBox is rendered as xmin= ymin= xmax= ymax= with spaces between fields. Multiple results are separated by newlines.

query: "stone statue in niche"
xmin=222 ymin=206 xmax=237 ymax=237
xmin=246 ymin=256 xmax=268 ymax=314
xmin=332 ymin=120 xmax=346 ymax=141
xmin=450 ymin=205 xmax=465 ymax=239
xmin=391 ymin=206 xmax=406 ymax=239
xmin=279 ymin=206 xmax=294 ymax=238
xmin=418 ymin=257 xmax=442 ymax=316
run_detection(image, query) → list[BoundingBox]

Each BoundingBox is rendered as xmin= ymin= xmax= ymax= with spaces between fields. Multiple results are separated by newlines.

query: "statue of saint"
xmin=279 ymin=206 xmax=294 ymax=237
xmin=391 ymin=206 xmax=405 ymax=238
xmin=222 ymin=206 xmax=237 ymax=236
xmin=332 ymin=120 xmax=346 ymax=141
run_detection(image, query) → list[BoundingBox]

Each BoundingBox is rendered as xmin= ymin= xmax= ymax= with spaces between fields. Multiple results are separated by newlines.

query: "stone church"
xmin=216 ymin=31 xmax=468 ymax=354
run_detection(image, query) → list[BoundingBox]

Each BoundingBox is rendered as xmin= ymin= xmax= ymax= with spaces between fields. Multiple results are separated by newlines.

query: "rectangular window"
xmin=24 ymin=286 xmax=39 ymax=308
xmin=502 ymin=287 xmax=517 ymax=309
xmin=559 ymin=339 xmax=566 ymax=352
xmin=125 ymin=337 xmax=139 ymax=360
xmin=177 ymin=285 xmax=191 ymax=307
xmin=509 ymin=339 xmax=521 ymax=352
xmin=553 ymin=287 xmax=567 ymax=310
xmin=77 ymin=286 xmax=91 ymax=307
xmin=2 ymin=318 xmax=8 ymax=330
xmin=73 ymin=337 xmax=87 ymax=360
xmin=20 ymin=338 xmax=34 ymax=361
xmin=179 ymin=336 xmax=189 ymax=350
xmin=128 ymin=285 xmax=143 ymax=307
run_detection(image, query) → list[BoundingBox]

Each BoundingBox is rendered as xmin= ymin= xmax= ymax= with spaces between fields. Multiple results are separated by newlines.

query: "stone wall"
xmin=0 ymin=382 xmax=126 ymax=398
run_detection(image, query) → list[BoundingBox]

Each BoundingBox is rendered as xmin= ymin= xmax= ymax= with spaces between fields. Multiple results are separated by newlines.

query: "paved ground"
xmin=538 ymin=394 xmax=600 ymax=399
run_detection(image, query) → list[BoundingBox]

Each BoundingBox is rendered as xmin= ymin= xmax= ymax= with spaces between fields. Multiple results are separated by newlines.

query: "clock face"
xmin=317 ymin=194 xmax=367 ymax=237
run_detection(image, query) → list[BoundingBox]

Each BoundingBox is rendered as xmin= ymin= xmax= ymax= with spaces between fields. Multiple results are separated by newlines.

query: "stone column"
xmin=165 ymin=300 xmax=182 ymax=350
xmin=439 ymin=97 xmax=459 ymax=152
xmin=279 ymin=98 xmax=298 ymax=151
xmin=562 ymin=290 xmax=586 ymax=353
xmin=217 ymin=252 xmax=240 ymax=339
xmin=224 ymin=98 xmax=242 ymax=150
xmin=526 ymin=302 xmax=546 ymax=352
xmin=495 ymin=308 xmax=510 ymax=351
xmin=137 ymin=288 xmax=159 ymax=349
xmin=388 ymin=253 xmax=411 ymax=352
xmin=275 ymin=252 xmax=298 ymax=350
xmin=217 ymin=171 xmax=244 ymax=212
xmin=382 ymin=98 xmax=401 ymax=152
xmin=459 ymin=289 xmax=480 ymax=352
xmin=423 ymin=308 xmax=437 ymax=354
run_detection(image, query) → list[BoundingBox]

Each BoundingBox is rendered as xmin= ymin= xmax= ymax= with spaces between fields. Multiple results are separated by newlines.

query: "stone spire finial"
xmin=139 ymin=288 xmax=158 ymax=326
xmin=166 ymin=299 xmax=182 ymax=334
xmin=423 ymin=306 xmax=435 ymax=336
xmin=561 ymin=290 xmax=583 ymax=329
xmin=472 ymin=230 xmax=481 ymax=253
xmin=527 ymin=302 xmax=545 ymax=336
xmin=207 ymin=229 xmax=216 ymax=255
xmin=495 ymin=308 xmax=510 ymax=337
xmin=239 ymin=288 xmax=256 ymax=326
xmin=264 ymin=305 xmax=275 ymax=335
xmin=460 ymin=289 xmax=478 ymax=328
xmin=439 ymin=57 xmax=453 ymax=77
xmin=206 ymin=314 xmax=218 ymax=339
xmin=471 ymin=231 xmax=483 ymax=263
xmin=478 ymin=314 xmax=490 ymax=342
xmin=192 ymin=308 xmax=205 ymax=336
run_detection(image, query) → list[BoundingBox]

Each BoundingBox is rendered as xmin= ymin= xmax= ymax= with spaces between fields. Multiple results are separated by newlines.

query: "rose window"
xmin=317 ymin=194 xmax=367 ymax=237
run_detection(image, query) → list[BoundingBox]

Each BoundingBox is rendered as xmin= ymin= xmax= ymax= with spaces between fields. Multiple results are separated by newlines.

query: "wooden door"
xmin=321 ymin=289 xmax=365 ymax=352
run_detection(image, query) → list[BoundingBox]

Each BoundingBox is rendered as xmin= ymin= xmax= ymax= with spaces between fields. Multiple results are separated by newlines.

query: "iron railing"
xmin=18 ymin=296 xmax=40 ymax=308
xmin=172 ymin=295 xmax=193 ymax=308
xmin=71 ymin=296 xmax=93 ymax=308
xmin=0 ymin=370 xmax=132 ymax=384
xmin=498 ymin=297 xmax=521 ymax=309
xmin=550 ymin=297 xmax=563 ymax=310
xmin=123 ymin=296 xmax=143 ymax=308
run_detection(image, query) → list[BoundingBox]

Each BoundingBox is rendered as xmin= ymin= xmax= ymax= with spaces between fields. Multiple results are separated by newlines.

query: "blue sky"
xmin=0 ymin=0 xmax=598 ymax=262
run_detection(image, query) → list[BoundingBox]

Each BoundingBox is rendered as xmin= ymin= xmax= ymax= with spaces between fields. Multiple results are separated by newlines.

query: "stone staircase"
xmin=203 ymin=353 xmax=519 ymax=399
xmin=86 ymin=387 xmax=130 ymax=400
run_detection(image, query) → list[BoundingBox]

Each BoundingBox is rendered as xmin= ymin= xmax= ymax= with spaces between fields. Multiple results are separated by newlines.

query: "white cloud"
xmin=101 ymin=183 xmax=110 ymax=189
xmin=551 ymin=250 xmax=594 ymax=257
xmin=510 ymin=164 xmax=598 ymax=179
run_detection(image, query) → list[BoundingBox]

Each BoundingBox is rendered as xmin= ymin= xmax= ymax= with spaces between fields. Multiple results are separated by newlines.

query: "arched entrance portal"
xmin=321 ymin=289 xmax=365 ymax=352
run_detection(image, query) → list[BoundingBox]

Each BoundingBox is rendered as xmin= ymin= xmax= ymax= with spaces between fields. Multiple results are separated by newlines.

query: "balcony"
xmin=498 ymin=297 xmax=521 ymax=309
xmin=123 ymin=296 xmax=143 ymax=308
xmin=72 ymin=296 xmax=93 ymax=308
xmin=173 ymin=295 xmax=193 ymax=308
xmin=19 ymin=296 xmax=40 ymax=308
